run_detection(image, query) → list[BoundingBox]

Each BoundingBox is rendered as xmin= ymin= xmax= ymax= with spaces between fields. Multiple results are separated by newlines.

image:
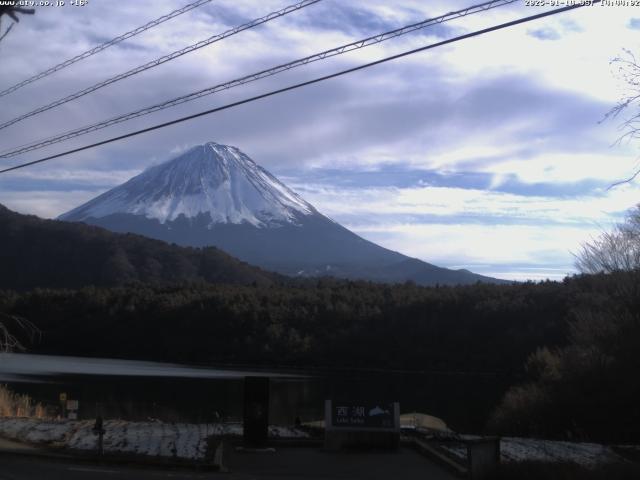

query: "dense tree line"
xmin=0 ymin=278 xmax=574 ymax=372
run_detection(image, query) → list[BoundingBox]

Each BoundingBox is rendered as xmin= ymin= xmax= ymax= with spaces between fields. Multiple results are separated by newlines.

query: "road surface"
xmin=0 ymin=455 xmax=217 ymax=480
xmin=0 ymin=447 xmax=457 ymax=479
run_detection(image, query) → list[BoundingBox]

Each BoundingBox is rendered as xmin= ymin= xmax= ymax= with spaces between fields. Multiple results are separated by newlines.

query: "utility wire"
xmin=0 ymin=0 xmax=322 ymax=132
xmin=0 ymin=0 xmax=517 ymax=159
xmin=0 ymin=1 xmax=599 ymax=175
xmin=0 ymin=0 xmax=214 ymax=99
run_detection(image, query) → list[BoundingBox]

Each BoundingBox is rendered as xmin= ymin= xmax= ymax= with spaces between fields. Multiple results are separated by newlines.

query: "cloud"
xmin=527 ymin=27 xmax=561 ymax=41
xmin=280 ymin=176 xmax=639 ymax=280
xmin=527 ymin=18 xmax=583 ymax=41
xmin=628 ymin=18 xmax=640 ymax=29
xmin=0 ymin=168 xmax=141 ymax=197
xmin=560 ymin=19 xmax=583 ymax=33
xmin=343 ymin=221 xmax=599 ymax=281
xmin=0 ymin=190 xmax=104 ymax=219
xmin=287 ymin=180 xmax=635 ymax=227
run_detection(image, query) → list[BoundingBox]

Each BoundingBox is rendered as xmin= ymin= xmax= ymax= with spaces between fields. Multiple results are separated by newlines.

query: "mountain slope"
xmin=0 ymin=204 xmax=277 ymax=290
xmin=60 ymin=142 xmax=504 ymax=286
xmin=61 ymin=143 xmax=315 ymax=227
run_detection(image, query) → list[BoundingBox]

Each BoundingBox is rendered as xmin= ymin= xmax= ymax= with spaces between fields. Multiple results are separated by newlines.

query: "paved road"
xmin=0 ymin=447 xmax=457 ymax=480
xmin=225 ymin=446 xmax=457 ymax=480
xmin=0 ymin=454 xmax=219 ymax=480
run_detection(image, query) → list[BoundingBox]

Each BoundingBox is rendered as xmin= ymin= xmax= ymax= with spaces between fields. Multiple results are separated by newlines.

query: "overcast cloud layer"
xmin=1 ymin=0 xmax=640 ymax=280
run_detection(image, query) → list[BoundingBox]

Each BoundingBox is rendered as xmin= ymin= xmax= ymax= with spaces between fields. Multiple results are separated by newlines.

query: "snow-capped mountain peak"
xmin=59 ymin=142 xmax=315 ymax=227
xmin=58 ymin=142 xmax=503 ymax=286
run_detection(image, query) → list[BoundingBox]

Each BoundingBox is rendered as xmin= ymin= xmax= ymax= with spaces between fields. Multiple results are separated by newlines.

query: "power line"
xmin=0 ymin=0 xmax=322 ymax=132
xmin=0 ymin=0 xmax=214 ymax=99
xmin=0 ymin=1 xmax=599 ymax=175
xmin=0 ymin=0 xmax=518 ymax=159
xmin=0 ymin=0 xmax=514 ymax=157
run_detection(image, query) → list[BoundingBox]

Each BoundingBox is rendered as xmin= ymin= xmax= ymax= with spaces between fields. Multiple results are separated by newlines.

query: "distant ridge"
xmin=0 ymin=204 xmax=277 ymax=290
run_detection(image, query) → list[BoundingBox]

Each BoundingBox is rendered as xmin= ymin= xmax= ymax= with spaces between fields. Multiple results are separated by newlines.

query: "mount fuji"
xmin=60 ymin=142 xmax=502 ymax=285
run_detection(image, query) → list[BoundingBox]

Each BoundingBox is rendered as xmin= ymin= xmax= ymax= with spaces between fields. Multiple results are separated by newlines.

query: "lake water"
xmin=0 ymin=353 xmax=512 ymax=431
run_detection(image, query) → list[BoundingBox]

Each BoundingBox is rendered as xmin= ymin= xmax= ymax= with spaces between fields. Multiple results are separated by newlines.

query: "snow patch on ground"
xmin=0 ymin=417 xmax=308 ymax=459
xmin=500 ymin=437 xmax=625 ymax=467
xmin=439 ymin=436 xmax=627 ymax=468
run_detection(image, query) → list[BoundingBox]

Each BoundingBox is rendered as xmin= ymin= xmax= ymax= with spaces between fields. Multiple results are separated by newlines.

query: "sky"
xmin=1 ymin=0 xmax=640 ymax=281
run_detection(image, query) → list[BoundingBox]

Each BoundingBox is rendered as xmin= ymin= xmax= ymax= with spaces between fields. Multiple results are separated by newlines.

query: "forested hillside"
xmin=0 ymin=204 xmax=277 ymax=289
xmin=0 ymin=278 xmax=572 ymax=371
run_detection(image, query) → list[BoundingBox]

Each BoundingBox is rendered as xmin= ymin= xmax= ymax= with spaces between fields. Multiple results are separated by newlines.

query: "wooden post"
xmin=93 ymin=416 xmax=106 ymax=456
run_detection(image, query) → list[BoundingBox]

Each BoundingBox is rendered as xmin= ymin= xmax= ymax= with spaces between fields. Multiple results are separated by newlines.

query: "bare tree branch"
xmin=0 ymin=20 xmax=14 ymax=43
xmin=0 ymin=313 xmax=40 ymax=353
xmin=0 ymin=5 xmax=34 ymax=44
xmin=602 ymin=50 xmax=640 ymax=188
xmin=607 ymin=166 xmax=640 ymax=190
xmin=574 ymin=205 xmax=640 ymax=274
xmin=0 ymin=5 xmax=36 ymax=21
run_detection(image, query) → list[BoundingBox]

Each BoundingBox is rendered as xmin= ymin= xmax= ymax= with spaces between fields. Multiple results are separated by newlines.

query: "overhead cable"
xmin=0 ymin=1 xmax=600 ymax=174
xmin=0 ymin=0 xmax=322 ymax=131
xmin=0 ymin=0 xmax=214 ymax=99
xmin=0 ymin=0 xmax=517 ymax=158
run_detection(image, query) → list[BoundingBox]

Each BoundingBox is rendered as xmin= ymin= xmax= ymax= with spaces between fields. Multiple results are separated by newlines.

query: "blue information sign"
xmin=331 ymin=401 xmax=396 ymax=429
